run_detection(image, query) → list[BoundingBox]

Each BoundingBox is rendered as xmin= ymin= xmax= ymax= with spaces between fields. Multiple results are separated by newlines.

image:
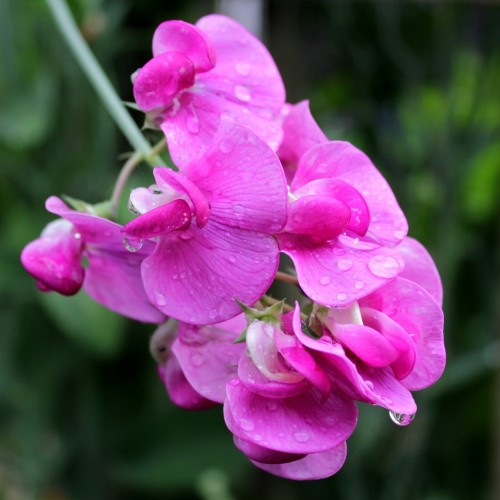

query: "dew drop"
xmin=228 ymin=255 xmax=237 ymax=264
xmin=122 ymin=237 xmax=143 ymax=252
xmin=234 ymin=84 xmax=251 ymax=102
xmin=233 ymin=204 xmax=245 ymax=216
xmin=190 ymin=353 xmax=206 ymax=367
xmin=393 ymin=229 xmax=406 ymax=240
xmin=293 ymin=431 xmax=311 ymax=443
xmin=389 ymin=411 xmax=415 ymax=427
xmin=336 ymin=292 xmax=348 ymax=301
xmin=253 ymin=434 xmax=263 ymax=442
xmin=239 ymin=418 xmax=254 ymax=431
xmin=337 ymin=258 xmax=353 ymax=271
xmin=179 ymin=232 xmax=193 ymax=241
xmin=235 ymin=62 xmax=251 ymax=76
xmin=365 ymin=380 xmax=374 ymax=390
xmin=266 ymin=400 xmax=278 ymax=412
xmin=208 ymin=308 xmax=218 ymax=319
xmin=319 ymin=275 xmax=331 ymax=286
xmin=155 ymin=292 xmax=166 ymax=306
xmin=368 ymin=255 xmax=400 ymax=278
xmin=354 ymin=280 xmax=365 ymax=290
xmin=74 ymin=232 xmax=82 ymax=240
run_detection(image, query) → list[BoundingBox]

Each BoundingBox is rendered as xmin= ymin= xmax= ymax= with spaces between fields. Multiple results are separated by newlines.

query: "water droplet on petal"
xmin=336 ymin=292 xmax=348 ymax=301
xmin=354 ymin=280 xmax=365 ymax=290
xmin=228 ymin=255 xmax=237 ymax=264
xmin=239 ymin=418 xmax=254 ymax=431
xmin=389 ymin=411 xmax=415 ymax=426
xmin=190 ymin=353 xmax=206 ymax=367
xmin=208 ymin=308 xmax=218 ymax=319
xmin=234 ymin=84 xmax=251 ymax=102
xmin=393 ymin=229 xmax=406 ymax=240
xmin=320 ymin=275 xmax=331 ymax=286
xmin=368 ymin=255 xmax=400 ymax=278
xmin=233 ymin=204 xmax=244 ymax=216
xmin=179 ymin=232 xmax=193 ymax=241
xmin=74 ymin=232 xmax=81 ymax=240
xmin=235 ymin=62 xmax=251 ymax=76
xmin=266 ymin=400 xmax=278 ymax=412
xmin=293 ymin=431 xmax=311 ymax=443
xmin=155 ymin=291 xmax=166 ymax=306
xmin=337 ymin=258 xmax=353 ymax=271
xmin=122 ymin=237 xmax=143 ymax=252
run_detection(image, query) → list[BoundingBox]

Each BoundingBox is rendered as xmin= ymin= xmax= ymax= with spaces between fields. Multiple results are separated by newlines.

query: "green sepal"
xmin=62 ymin=195 xmax=115 ymax=221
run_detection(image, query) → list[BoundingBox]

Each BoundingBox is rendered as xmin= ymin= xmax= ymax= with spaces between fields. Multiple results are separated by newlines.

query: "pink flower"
xmin=21 ymin=197 xmax=166 ymax=323
xmin=278 ymin=138 xmax=408 ymax=307
xmin=133 ymin=14 xmax=285 ymax=167
xmin=122 ymin=121 xmax=288 ymax=324
xmin=292 ymin=237 xmax=445 ymax=418
xmin=161 ymin=311 xmax=357 ymax=480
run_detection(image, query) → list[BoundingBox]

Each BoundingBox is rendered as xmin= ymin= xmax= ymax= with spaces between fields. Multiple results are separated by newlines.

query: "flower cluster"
xmin=21 ymin=15 xmax=445 ymax=480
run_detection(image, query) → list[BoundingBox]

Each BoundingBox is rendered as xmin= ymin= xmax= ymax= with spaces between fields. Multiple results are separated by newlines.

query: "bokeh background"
xmin=1 ymin=0 xmax=499 ymax=498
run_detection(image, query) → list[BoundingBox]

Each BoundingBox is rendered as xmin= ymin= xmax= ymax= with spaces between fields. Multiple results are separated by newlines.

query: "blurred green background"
xmin=1 ymin=0 xmax=499 ymax=498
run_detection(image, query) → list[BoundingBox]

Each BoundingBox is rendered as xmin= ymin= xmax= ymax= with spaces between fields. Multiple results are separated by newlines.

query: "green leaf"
xmin=40 ymin=291 xmax=125 ymax=356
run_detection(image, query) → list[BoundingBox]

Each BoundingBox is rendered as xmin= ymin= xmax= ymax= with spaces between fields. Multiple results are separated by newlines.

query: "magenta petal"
xmin=224 ymin=380 xmax=357 ymax=454
xmin=152 ymin=20 xmax=216 ymax=71
xmin=291 ymin=142 xmax=408 ymax=246
xmin=360 ymin=278 xmax=445 ymax=391
xmin=123 ymin=199 xmax=192 ymax=239
xmin=396 ymin=237 xmax=443 ymax=306
xmin=182 ymin=120 xmax=288 ymax=234
xmin=154 ymin=168 xmax=210 ymax=228
xmin=233 ymin=436 xmax=305 ymax=464
xmin=238 ymin=352 xmax=308 ymax=399
xmin=251 ymin=444 xmax=347 ymax=480
xmin=21 ymin=220 xmax=84 ymax=296
xmin=84 ymin=249 xmax=166 ymax=323
xmin=332 ymin=323 xmax=400 ymax=368
xmin=285 ymin=195 xmax=351 ymax=241
xmin=172 ymin=319 xmax=245 ymax=403
xmin=133 ymin=52 xmax=196 ymax=112
xmin=141 ymin=219 xmax=279 ymax=324
xmin=278 ymin=235 xmax=404 ymax=306
xmin=361 ymin=307 xmax=416 ymax=380
xmin=274 ymin=326 xmax=332 ymax=395
xmin=195 ymin=14 xmax=285 ymax=115
xmin=278 ymin=100 xmax=328 ymax=166
xmin=162 ymin=356 xmax=218 ymax=410
xmin=294 ymin=178 xmax=370 ymax=236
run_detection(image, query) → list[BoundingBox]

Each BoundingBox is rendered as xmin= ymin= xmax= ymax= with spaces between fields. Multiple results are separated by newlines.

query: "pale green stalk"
xmin=45 ymin=0 xmax=165 ymax=167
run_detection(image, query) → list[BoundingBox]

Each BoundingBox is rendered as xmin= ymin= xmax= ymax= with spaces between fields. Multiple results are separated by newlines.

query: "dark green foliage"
xmin=1 ymin=1 xmax=498 ymax=499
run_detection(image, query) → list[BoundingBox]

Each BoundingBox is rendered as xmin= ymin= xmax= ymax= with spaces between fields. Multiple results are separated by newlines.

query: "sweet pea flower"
xmin=133 ymin=14 xmax=285 ymax=167
xmin=161 ymin=308 xmax=358 ymax=480
xmin=277 ymin=138 xmax=408 ymax=307
xmin=122 ymin=121 xmax=288 ymax=324
xmin=291 ymin=237 xmax=445 ymax=418
xmin=21 ymin=197 xmax=166 ymax=323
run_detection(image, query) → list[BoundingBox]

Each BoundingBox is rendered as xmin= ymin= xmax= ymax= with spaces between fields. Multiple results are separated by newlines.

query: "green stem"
xmin=44 ymin=0 xmax=164 ymax=167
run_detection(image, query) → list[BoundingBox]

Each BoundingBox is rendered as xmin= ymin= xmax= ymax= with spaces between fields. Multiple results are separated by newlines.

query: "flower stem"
xmin=274 ymin=271 xmax=300 ymax=286
xmin=44 ymin=0 xmax=164 ymax=167
xmin=110 ymin=138 xmax=167 ymax=217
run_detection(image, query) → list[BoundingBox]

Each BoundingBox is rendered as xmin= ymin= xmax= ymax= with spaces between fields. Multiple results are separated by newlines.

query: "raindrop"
xmin=234 ymin=84 xmax=251 ymax=102
xmin=293 ymin=431 xmax=311 ymax=443
xmin=319 ymin=275 xmax=331 ymax=286
xmin=253 ymin=434 xmax=263 ymax=442
xmin=233 ymin=204 xmax=245 ymax=216
xmin=354 ymin=280 xmax=365 ymax=290
xmin=190 ymin=353 xmax=206 ymax=367
xmin=122 ymin=237 xmax=143 ymax=252
xmin=389 ymin=411 xmax=415 ymax=427
xmin=336 ymin=292 xmax=348 ymax=301
xmin=337 ymin=258 xmax=353 ymax=271
xmin=127 ymin=199 xmax=140 ymax=215
xmin=235 ymin=62 xmax=251 ymax=76
xmin=179 ymin=232 xmax=193 ymax=241
xmin=368 ymin=255 xmax=400 ymax=278
xmin=393 ymin=229 xmax=406 ymax=240
xmin=155 ymin=292 xmax=166 ymax=306
xmin=266 ymin=400 xmax=278 ymax=412
xmin=208 ymin=308 xmax=218 ymax=319
xmin=239 ymin=418 xmax=255 ymax=431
